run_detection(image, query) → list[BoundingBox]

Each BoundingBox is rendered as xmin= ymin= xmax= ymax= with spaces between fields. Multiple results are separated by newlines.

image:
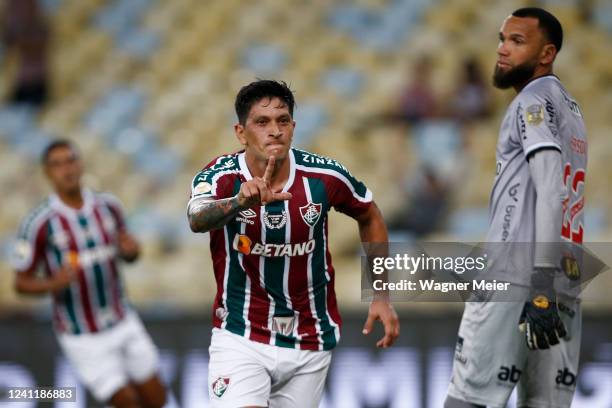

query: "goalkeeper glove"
xmin=518 ymin=269 xmax=567 ymax=350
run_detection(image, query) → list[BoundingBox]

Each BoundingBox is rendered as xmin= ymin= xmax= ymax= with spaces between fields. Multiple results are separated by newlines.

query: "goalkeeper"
xmin=445 ymin=7 xmax=586 ymax=408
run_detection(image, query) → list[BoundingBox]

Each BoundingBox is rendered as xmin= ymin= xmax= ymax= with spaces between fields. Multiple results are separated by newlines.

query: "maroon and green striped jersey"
xmin=11 ymin=189 xmax=129 ymax=335
xmin=189 ymin=148 xmax=372 ymax=350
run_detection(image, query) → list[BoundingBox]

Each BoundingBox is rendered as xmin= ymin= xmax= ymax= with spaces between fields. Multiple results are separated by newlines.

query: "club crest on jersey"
xmin=211 ymin=377 xmax=230 ymax=398
xmin=263 ymin=211 xmax=287 ymax=229
xmin=236 ymin=209 xmax=257 ymax=225
xmin=526 ymin=104 xmax=544 ymax=125
xmin=300 ymin=202 xmax=322 ymax=227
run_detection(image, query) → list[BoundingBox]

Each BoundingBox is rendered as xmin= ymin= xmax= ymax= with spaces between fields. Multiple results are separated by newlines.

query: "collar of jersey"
xmin=521 ymin=74 xmax=560 ymax=93
xmin=50 ymin=188 xmax=94 ymax=216
xmin=238 ymin=149 xmax=296 ymax=193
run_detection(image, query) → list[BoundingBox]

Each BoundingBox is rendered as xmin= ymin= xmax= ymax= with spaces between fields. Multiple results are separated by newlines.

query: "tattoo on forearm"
xmin=188 ymin=197 xmax=243 ymax=232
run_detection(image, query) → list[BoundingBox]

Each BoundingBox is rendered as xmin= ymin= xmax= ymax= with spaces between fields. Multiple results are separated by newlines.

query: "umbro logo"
xmin=236 ymin=209 xmax=257 ymax=225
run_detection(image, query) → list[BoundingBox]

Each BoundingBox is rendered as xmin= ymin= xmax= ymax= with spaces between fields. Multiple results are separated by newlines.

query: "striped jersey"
xmin=189 ymin=148 xmax=373 ymax=350
xmin=11 ymin=189 xmax=130 ymax=334
xmin=486 ymin=75 xmax=587 ymax=288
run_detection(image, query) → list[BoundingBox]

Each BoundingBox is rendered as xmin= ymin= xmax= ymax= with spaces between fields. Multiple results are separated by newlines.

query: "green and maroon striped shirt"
xmin=12 ymin=189 xmax=129 ymax=334
xmin=189 ymin=148 xmax=372 ymax=350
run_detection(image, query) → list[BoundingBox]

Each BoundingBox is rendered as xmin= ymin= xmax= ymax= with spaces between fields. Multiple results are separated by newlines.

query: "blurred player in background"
xmin=188 ymin=79 xmax=399 ymax=407
xmin=12 ymin=140 xmax=166 ymax=408
xmin=446 ymin=8 xmax=587 ymax=408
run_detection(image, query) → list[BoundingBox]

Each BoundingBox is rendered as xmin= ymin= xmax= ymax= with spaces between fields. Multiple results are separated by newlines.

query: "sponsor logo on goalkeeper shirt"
xmin=518 ymin=105 xmax=527 ymax=139
xmin=545 ymin=98 xmax=559 ymax=137
xmin=563 ymin=94 xmax=583 ymax=118
xmin=233 ymin=234 xmax=315 ymax=257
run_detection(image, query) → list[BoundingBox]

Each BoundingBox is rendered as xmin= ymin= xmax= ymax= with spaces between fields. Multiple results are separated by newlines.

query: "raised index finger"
xmin=263 ymin=156 xmax=275 ymax=184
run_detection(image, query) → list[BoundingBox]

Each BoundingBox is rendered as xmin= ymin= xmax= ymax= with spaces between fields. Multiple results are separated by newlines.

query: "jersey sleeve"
xmin=188 ymin=156 xmax=238 ymax=205
xmin=11 ymin=214 xmax=48 ymax=275
xmin=327 ymin=162 xmax=373 ymax=218
xmin=517 ymin=91 xmax=561 ymax=157
xmin=100 ymin=193 xmax=127 ymax=232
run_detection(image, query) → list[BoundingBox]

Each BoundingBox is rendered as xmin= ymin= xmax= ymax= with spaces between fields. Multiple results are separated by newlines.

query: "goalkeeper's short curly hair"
xmin=512 ymin=7 xmax=563 ymax=53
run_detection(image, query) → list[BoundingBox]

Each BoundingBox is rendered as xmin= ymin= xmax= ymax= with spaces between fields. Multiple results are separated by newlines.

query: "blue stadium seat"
xmin=0 ymin=106 xmax=37 ymax=145
xmin=118 ymin=28 xmax=160 ymax=59
xmin=585 ymin=206 xmax=607 ymax=238
xmin=85 ymin=87 xmax=147 ymax=138
xmin=96 ymin=0 xmax=153 ymax=37
xmin=594 ymin=1 xmax=612 ymax=33
xmin=292 ymin=103 xmax=328 ymax=148
xmin=412 ymin=120 xmax=462 ymax=176
xmin=40 ymin=0 xmax=63 ymax=15
xmin=448 ymin=208 xmax=489 ymax=240
xmin=14 ymin=129 xmax=52 ymax=159
xmin=242 ymin=44 xmax=286 ymax=75
xmin=321 ymin=67 xmax=365 ymax=98
xmin=110 ymin=126 xmax=155 ymax=156
xmin=133 ymin=146 xmax=182 ymax=184
xmin=328 ymin=0 xmax=432 ymax=50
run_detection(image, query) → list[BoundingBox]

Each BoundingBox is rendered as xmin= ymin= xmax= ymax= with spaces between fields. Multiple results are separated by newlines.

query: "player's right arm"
xmin=188 ymin=156 xmax=291 ymax=233
xmin=188 ymin=196 xmax=244 ymax=233
xmin=15 ymin=264 xmax=76 ymax=295
xmin=12 ymin=214 xmax=76 ymax=295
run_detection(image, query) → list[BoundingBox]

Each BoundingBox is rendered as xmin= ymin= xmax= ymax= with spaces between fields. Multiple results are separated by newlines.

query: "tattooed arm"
xmin=188 ymin=157 xmax=292 ymax=233
xmin=188 ymin=196 xmax=244 ymax=233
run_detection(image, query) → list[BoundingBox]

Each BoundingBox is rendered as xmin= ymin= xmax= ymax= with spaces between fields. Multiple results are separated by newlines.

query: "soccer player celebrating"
xmin=188 ymin=79 xmax=399 ymax=407
xmin=445 ymin=8 xmax=587 ymax=408
xmin=12 ymin=140 xmax=166 ymax=408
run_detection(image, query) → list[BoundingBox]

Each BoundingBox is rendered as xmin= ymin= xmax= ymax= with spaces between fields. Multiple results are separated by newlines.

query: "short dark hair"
xmin=234 ymin=80 xmax=295 ymax=125
xmin=512 ymin=7 xmax=563 ymax=53
xmin=41 ymin=139 xmax=78 ymax=165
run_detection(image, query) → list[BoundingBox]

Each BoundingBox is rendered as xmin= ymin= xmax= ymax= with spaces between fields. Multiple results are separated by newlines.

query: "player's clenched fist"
xmin=51 ymin=265 xmax=78 ymax=293
xmin=236 ymin=156 xmax=292 ymax=207
xmin=50 ymin=253 xmax=79 ymax=293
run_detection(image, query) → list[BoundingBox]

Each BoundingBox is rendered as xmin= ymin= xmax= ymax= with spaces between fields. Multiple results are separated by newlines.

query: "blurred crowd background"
xmin=0 ymin=0 xmax=611 ymax=313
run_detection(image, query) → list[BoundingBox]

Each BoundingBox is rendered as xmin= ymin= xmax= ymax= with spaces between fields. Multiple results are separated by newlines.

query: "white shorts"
xmin=447 ymin=299 xmax=581 ymax=408
xmin=58 ymin=311 xmax=160 ymax=402
xmin=208 ymin=328 xmax=332 ymax=408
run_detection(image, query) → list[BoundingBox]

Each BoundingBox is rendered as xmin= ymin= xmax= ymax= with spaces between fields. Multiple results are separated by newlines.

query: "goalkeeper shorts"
xmin=447 ymin=298 xmax=581 ymax=408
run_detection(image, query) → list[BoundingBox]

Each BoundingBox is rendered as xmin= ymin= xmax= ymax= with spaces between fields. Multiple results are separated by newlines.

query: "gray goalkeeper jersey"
xmin=485 ymin=75 xmax=587 ymax=287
